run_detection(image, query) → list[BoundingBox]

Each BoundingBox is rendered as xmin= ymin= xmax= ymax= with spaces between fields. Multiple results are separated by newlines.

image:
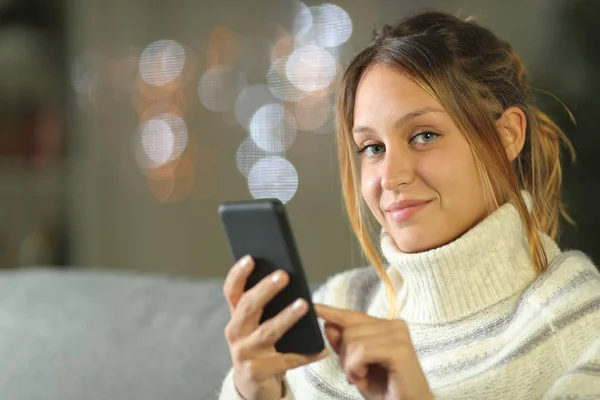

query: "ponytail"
xmin=520 ymin=103 xmax=576 ymax=240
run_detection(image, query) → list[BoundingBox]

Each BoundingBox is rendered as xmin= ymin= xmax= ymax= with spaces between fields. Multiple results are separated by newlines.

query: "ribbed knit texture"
xmin=219 ymin=201 xmax=600 ymax=399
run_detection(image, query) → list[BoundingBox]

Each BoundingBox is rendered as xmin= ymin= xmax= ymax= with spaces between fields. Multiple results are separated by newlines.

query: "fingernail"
xmin=239 ymin=255 xmax=252 ymax=269
xmin=292 ymin=298 xmax=305 ymax=311
xmin=272 ymin=271 xmax=283 ymax=284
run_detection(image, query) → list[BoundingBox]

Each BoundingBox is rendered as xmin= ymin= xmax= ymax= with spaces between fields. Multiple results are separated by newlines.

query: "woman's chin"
xmin=396 ymin=242 xmax=434 ymax=254
xmin=389 ymin=228 xmax=446 ymax=254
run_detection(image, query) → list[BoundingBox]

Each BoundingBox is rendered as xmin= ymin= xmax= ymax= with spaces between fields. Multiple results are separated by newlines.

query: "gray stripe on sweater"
xmin=414 ymin=251 xmax=596 ymax=357
xmin=353 ymin=268 xmax=381 ymax=312
xmin=430 ymin=295 xmax=600 ymax=382
xmin=416 ymin=269 xmax=598 ymax=357
xmin=568 ymin=362 xmax=600 ymax=377
xmin=303 ymin=366 xmax=362 ymax=400
xmin=303 ymin=269 xmax=378 ymax=400
xmin=303 ymin=251 xmax=597 ymax=397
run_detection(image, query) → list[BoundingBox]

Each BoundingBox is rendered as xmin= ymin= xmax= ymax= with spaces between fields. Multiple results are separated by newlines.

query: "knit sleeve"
xmin=541 ymin=335 xmax=600 ymax=399
xmin=218 ymin=367 xmax=295 ymax=400
xmin=538 ymin=257 xmax=600 ymax=399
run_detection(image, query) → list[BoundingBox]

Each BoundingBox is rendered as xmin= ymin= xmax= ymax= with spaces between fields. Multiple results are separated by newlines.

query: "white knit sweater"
xmin=219 ymin=202 xmax=600 ymax=399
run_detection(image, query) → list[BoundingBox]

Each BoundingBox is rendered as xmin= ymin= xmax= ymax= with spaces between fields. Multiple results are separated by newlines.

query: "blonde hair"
xmin=336 ymin=11 xmax=576 ymax=319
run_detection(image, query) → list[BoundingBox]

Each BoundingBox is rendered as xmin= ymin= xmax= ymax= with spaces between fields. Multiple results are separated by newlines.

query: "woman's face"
xmin=353 ymin=65 xmax=489 ymax=253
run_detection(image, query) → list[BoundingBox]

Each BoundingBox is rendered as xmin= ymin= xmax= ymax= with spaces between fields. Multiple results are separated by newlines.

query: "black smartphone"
xmin=218 ymin=198 xmax=325 ymax=355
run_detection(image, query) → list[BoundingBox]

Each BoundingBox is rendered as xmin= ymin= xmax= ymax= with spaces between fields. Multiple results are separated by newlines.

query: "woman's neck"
xmin=370 ymin=200 xmax=559 ymax=324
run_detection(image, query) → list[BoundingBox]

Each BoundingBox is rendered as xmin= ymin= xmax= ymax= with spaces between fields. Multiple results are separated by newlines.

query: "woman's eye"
xmin=410 ymin=131 xmax=440 ymax=145
xmin=357 ymin=144 xmax=385 ymax=157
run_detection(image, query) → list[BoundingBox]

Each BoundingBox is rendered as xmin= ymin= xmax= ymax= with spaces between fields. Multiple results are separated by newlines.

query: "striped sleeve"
xmin=540 ymin=258 xmax=600 ymax=399
xmin=218 ymin=367 xmax=295 ymax=400
xmin=218 ymin=368 xmax=247 ymax=400
xmin=541 ymin=335 xmax=600 ymax=399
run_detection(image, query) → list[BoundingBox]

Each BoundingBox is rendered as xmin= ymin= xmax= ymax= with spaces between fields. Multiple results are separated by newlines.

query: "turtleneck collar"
xmin=369 ymin=199 xmax=560 ymax=324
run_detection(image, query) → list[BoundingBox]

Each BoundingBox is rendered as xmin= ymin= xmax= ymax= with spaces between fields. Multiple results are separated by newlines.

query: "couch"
xmin=0 ymin=268 xmax=242 ymax=399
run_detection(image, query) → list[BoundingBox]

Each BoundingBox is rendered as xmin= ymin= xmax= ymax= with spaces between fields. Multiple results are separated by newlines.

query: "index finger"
xmin=313 ymin=304 xmax=372 ymax=327
xmin=222 ymin=255 xmax=254 ymax=314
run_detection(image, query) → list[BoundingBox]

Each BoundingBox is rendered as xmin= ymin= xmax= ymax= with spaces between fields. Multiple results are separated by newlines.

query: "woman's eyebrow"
xmin=352 ymin=107 xmax=446 ymax=135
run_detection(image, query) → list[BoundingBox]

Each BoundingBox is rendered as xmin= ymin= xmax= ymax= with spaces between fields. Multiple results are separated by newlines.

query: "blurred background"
xmin=1 ymin=0 xmax=597 ymax=282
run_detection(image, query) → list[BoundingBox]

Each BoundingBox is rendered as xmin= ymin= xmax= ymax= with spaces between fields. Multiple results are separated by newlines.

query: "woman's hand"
xmin=223 ymin=256 xmax=330 ymax=400
xmin=314 ymin=304 xmax=433 ymax=400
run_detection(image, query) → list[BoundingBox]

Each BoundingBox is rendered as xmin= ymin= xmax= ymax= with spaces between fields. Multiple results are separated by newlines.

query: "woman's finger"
xmin=314 ymin=304 xmax=372 ymax=327
xmin=324 ymin=322 xmax=343 ymax=354
xmin=342 ymin=319 xmax=409 ymax=344
xmin=342 ymin=335 xmax=402 ymax=379
xmin=223 ymin=255 xmax=255 ymax=315
xmin=245 ymin=297 xmax=310 ymax=349
xmin=243 ymin=347 xmax=331 ymax=381
xmin=226 ymin=269 xmax=290 ymax=341
xmin=327 ymin=319 xmax=407 ymax=359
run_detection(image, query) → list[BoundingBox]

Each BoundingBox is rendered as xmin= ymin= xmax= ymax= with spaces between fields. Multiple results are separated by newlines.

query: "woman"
xmin=219 ymin=11 xmax=600 ymax=400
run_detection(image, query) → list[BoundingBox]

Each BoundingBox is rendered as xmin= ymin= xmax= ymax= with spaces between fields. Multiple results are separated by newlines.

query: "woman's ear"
xmin=496 ymin=106 xmax=526 ymax=161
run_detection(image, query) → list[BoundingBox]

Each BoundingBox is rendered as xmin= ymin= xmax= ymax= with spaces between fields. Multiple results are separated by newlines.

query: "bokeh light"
xmin=307 ymin=4 xmax=353 ymax=48
xmin=143 ymin=159 xmax=179 ymax=180
xmin=71 ymin=54 xmax=87 ymax=91
xmin=206 ymin=27 xmax=240 ymax=69
xmin=248 ymin=156 xmax=299 ymax=204
xmin=157 ymin=113 xmax=188 ymax=161
xmin=71 ymin=52 xmax=100 ymax=95
xmin=292 ymin=1 xmax=313 ymax=37
xmin=267 ymin=57 xmax=307 ymax=102
xmin=71 ymin=52 xmax=103 ymax=115
xmin=131 ymin=3 xmax=354 ymax=204
xmin=139 ymin=113 xmax=188 ymax=167
xmin=198 ymin=65 xmax=246 ymax=112
xmin=270 ymin=35 xmax=294 ymax=63
xmin=139 ymin=40 xmax=186 ymax=87
xmin=164 ymin=154 xmax=196 ymax=203
xmin=236 ymin=136 xmax=267 ymax=178
xmin=312 ymin=107 xmax=335 ymax=134
xmin=234 ymin=84 xmax=278 ymax=130
xmin=141 ymin=119 xmax=174 ymax=165
xmin=286 ymin=44 xmax=336 ymax=92
xmin=176 ymin=44 xmax=199 ymax=87
xmin=249 ymin=103 xmax=296 ymax=153
xmin=145 ymin=152 xmax=196 ymax=203
xmin=147 ymin=174 xmax=176 ymax=202
xmin=138 ymin=101 xmax=184 ymax=121
xmin=293 ymin=94 xmax=332 ymax=131
xmin=135 ymin=72 xmax=177 ymax=100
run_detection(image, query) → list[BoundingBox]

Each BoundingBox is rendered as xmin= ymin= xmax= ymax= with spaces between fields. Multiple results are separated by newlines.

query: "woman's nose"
xmin=380 ymin=149 xmax=414 ymax=190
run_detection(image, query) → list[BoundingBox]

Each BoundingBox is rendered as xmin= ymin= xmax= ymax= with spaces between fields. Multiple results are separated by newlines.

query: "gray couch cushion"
xmin=0 ymin=268 xmax=233 ymax=400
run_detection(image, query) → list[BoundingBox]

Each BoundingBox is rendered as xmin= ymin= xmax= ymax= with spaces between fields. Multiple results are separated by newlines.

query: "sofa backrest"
xmin=0 ymin=269 xmax=234 ymax=400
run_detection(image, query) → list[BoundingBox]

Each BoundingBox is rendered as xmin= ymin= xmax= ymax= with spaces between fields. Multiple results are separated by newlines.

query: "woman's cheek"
xmin=361 ymin=171 xmax=382 ymax=207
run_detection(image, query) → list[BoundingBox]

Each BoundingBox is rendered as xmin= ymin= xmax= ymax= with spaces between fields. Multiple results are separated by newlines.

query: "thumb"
xmin=324 ymin=322 xmax=343 ymax=355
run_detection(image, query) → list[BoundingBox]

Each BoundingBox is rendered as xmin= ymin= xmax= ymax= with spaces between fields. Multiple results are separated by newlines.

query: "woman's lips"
xmin=385 ymin=199 xmax=433 ymax=223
